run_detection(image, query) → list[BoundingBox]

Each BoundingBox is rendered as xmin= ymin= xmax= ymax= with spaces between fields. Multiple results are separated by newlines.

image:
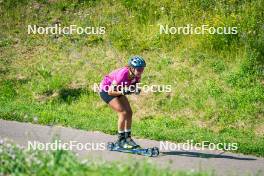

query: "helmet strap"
xmin=128 ymin=67 xmax=136 ymax=79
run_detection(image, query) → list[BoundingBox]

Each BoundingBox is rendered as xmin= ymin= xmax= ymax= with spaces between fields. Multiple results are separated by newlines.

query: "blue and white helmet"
xmin=128 ymin=56 xmax=146 ymax=68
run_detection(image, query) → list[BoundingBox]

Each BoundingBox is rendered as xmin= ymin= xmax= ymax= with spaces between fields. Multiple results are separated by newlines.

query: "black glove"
xmin=121 ymin=88 xmax=132 ymax=95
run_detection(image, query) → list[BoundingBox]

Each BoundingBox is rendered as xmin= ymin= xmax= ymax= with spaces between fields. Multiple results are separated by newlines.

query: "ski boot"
xmin=124 ymin=137 xmax=140 ymax=149
xmin=113 ymin=133 xmax=126 ymax=149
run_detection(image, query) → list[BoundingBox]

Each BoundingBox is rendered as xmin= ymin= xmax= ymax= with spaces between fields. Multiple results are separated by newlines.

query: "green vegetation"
xmin=0 ymin=141 xmax=214 ymax=176
xmin=0 ymin=0 xmax=263 ymax=156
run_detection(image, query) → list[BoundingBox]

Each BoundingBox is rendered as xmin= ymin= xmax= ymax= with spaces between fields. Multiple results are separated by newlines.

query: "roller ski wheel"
xmin=146 ymin=148 xmax=153 ymax=157
xmin=145 ymin=147 xmax=159 ymax=157
xmin=107 ymin=142 xmax=114 ymax=151
xmin=152 ymin=147 xmax=159 ymax=157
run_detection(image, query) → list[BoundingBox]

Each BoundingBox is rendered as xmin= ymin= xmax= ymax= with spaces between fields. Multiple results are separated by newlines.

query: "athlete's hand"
xmin=121 ymin=88 xmax=132 ymax=95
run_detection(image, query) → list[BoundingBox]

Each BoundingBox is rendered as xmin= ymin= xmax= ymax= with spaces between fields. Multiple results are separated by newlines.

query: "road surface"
xmin=0 ymin=119 xmax=263 ymax=176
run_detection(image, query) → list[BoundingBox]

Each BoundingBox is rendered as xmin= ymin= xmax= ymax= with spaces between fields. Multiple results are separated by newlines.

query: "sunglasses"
xmin=135 ymin=67 xmax=144 ymax=72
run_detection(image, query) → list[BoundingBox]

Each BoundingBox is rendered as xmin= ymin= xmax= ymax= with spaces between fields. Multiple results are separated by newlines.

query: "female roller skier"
xmin=99 ymin=56 xmax=146 ymax=149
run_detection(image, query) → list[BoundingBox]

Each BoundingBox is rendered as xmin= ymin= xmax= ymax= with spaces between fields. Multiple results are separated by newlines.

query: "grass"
xmin=0 ymin=140 xmax=214 ymax=176
xmin=0 ymin=0 xmax=263 ymax=157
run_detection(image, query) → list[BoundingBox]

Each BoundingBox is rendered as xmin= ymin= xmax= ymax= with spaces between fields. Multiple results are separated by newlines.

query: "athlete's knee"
xmin=119 ymin=109 xmax=132 ymax=117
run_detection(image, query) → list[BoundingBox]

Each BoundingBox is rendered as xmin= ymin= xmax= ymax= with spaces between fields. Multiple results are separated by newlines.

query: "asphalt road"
xmin=0 ymin=119 xmax=263 ymax=176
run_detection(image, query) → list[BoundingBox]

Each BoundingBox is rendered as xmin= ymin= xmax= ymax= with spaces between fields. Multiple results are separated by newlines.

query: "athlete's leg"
xmin=108 ymin=96 xmax=132 ymax=132
xmin=116 ymin=96 xmax=139 ymax=148
xmin=119 ymin=95 xmax=133 ymax=130
xmin=108 ymin=96 xmax=133 ymax=148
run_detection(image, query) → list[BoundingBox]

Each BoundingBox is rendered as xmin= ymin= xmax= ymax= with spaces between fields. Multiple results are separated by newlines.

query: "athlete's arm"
xmin=107 ymin=80 xmax=122 ymax=96
xmin=108 ymin=81 xmax=133 ymax=96
xmin=107 ymin=68 xmax=134 ymax=96
xmin=108 ymin=88 xmax=122 ymax=96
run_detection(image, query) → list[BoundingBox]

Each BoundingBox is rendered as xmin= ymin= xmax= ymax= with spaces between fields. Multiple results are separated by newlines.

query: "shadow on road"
xmin=161 ymin=151 xmax=256 ymax=160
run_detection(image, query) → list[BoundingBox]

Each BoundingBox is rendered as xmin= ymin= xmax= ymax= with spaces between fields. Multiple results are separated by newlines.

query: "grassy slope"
xmin=0 ymin=0 xmax=263 ymax=156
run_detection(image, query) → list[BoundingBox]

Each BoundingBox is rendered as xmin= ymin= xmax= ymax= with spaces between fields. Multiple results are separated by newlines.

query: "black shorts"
xmin=99 ymin=91 xmax=121 ymax=104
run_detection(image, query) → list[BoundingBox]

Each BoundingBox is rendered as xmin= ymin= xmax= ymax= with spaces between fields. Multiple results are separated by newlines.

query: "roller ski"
xmin=107 ymin=136 xmax=159 ymax=157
